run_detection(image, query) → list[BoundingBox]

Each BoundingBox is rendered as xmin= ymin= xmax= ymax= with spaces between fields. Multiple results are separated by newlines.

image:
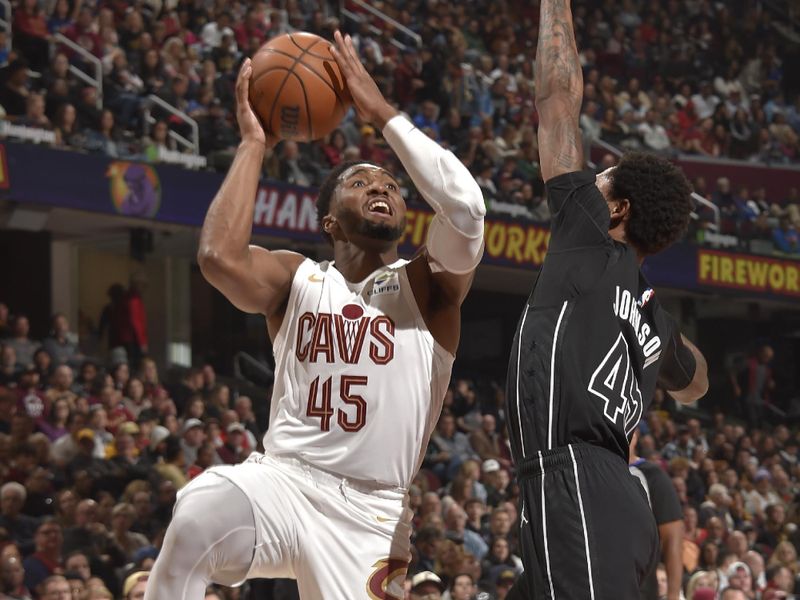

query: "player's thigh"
xmin=580 ymin=464 xmax=659 ymax=600
xmin=207 ymin=460 xmax=306 ymax=581
xmin=295 ymin=491 xmax=412 ymax=600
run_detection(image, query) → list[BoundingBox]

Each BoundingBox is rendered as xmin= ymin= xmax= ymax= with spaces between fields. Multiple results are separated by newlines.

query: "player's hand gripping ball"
xmin=248 ymin=32 xmax=352 ymax=142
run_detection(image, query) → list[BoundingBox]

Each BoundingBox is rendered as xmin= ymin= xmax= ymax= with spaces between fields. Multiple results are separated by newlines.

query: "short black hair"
xmin=609 ymin=152 xmax=693 ymax=256
xmin=316 ymin=159 xmax=381 ymax=245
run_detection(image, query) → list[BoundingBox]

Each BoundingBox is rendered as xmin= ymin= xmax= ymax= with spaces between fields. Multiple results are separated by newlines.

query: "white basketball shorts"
xmin=199 ymin=452 xmax=413 ymax=599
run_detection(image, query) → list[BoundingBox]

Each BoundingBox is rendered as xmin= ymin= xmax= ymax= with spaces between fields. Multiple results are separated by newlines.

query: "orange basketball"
xmin=249 ymin=32 xmax=352 ymax=142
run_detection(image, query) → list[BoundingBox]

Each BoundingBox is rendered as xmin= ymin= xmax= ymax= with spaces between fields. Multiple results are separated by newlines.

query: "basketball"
xmin=249 ymin=32 xmax=352 ymax=142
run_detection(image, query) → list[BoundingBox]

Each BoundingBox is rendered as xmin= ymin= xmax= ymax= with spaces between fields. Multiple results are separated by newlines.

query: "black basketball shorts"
xmin=507 ymin=443 xmax=659 ymax=600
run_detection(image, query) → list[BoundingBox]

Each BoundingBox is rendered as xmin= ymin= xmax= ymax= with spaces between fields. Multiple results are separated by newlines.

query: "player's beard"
xmin=357 ymin=217 xmax=405 ymax=242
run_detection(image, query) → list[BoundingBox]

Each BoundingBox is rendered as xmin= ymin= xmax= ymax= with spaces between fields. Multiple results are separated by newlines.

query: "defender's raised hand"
xmin=331 ymin=30 xmax=397 ymax=129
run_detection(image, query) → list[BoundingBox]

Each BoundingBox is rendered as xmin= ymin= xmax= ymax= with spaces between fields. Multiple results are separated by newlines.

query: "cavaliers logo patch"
xmin=366 ymin=558 xmax=408 ymax=600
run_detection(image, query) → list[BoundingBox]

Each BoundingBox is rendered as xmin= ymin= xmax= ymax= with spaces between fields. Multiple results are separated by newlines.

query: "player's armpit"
xmin=660 ymin=334 xmax=709 ymax=405
xmin=198 ymin=247 xmax=304 ymax=317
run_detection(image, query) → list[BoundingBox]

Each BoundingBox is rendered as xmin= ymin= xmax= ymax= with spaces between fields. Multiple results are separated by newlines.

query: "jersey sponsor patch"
xmin=368 ymin=271 xmax=400 ymax=297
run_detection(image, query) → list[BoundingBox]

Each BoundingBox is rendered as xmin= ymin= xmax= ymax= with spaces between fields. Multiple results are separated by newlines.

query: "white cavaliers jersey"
xmin=262 ymin=257 xmax=454 ymax=489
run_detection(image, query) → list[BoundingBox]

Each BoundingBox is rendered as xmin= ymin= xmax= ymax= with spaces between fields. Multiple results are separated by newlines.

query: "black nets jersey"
xmin=506 ymin=170 xmax=682 ymax=464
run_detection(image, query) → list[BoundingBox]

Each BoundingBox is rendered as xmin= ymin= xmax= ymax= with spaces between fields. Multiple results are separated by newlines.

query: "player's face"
xmin=331 ymin=165 xmax=407 ymax=244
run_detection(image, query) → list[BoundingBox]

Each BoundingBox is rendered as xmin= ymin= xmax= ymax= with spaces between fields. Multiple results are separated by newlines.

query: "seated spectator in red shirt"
xmin=233 ymin=6 xmax=267 ymax=50
xmin=64 ymin=7 xmax=103 ymax=58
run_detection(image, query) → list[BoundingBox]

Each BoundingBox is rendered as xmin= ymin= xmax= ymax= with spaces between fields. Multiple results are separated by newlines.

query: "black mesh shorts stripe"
xmin=508 ymin=444 xmax=659 ymax=600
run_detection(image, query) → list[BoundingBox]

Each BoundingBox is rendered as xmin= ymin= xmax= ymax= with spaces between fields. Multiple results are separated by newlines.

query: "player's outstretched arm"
xmin=661 ymin=334 xmax=709 ymax=405
xmin=535 ymin=0 xmax=584 ymax=182
xmin=331 ymin=31 xmax=485 ymax=305
xmin=197 ymin=59 xmax=304 ymax=318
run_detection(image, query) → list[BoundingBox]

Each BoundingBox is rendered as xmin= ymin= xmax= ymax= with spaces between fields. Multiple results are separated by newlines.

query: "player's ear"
xmin=609 ymin=198 xmax=631 ymax=226
xmin=322 ymin=214 xmax=341 ymax=240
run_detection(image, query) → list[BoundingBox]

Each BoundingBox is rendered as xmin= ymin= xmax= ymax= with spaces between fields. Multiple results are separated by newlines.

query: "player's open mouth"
xmin=367 ymin=199 xmax=393 ymax=216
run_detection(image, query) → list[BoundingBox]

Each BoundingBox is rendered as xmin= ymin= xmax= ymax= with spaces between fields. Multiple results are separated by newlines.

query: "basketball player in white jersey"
xmin=145 ymin=31 xmax=485 ymax=600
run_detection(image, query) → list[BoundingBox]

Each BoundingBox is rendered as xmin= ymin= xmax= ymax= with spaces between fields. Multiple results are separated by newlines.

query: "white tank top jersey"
xmin=262 ymin=257 xmax=454 ymax=490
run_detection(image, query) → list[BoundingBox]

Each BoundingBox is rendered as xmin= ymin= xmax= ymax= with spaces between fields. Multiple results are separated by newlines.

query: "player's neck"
xmin=609 ymin=227 xmax=645 ymax=264
xmin=333 ymin=244 xmax=399 ymax=283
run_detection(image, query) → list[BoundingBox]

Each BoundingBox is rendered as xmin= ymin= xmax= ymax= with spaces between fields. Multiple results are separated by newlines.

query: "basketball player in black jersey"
xmin=505 ymin=2 xmax=709 ymax=599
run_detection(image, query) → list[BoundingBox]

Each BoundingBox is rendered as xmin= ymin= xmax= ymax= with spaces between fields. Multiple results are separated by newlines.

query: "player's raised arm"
xmin=197 ymin=59 xmax=304 ymax=318
xmin=535 ymin=0 xmax=584 ymax=182
xmin=331 ymin=32 xmax=485 ymax=304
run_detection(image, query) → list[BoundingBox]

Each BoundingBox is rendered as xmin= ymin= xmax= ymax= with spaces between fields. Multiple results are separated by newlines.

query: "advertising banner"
xmin=3 ymin=141 xmax=798 ymax=301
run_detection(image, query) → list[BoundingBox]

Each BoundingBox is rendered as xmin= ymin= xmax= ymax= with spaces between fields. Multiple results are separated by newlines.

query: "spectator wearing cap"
xmin=122 ymin=570 xmax=148 ymax=600
xmin=180 ymin=418 xmax=205 ymax=467
xmin=0 ymin=482 xmax=39 ymax=554
xmin=410 ymin=570 xmax=444 ymax=600
xmin=65 ymin=428 xmax=102 ymax=481
xmin=745 ymin=471 xmax=782 ymax=521
xmin=727 ymin=561 xmax=757 ymax=599
xmin=481 ymin=537 xmax=522 ymax=581
xmin=480 ymin=459 xmax=508 ymax=507
xmin=495 ymin=567 xmax=517 ymax=599
xmin=216 ymin=423 xmax=248 ymax=465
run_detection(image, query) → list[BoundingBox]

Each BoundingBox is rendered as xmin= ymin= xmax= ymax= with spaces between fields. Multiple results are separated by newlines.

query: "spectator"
xmin=0 ymin=345 xmax=22 ymax=386
xmin=5 ymin=317 xmax=38 ymax=369
xmin=772 ymin=216 xmax=800 ymax=254
xmin=0 ymin=482 xmax=39 ymax=554
xmin=410 ymin=571 xmax=444 ymax=600
xmin=44 ymin=324 xmax=78 ymax=377
xmin=443 ymin=503 xmax=487 ymax=561
xmin=22 ymin=519 xmax=63 ymax=593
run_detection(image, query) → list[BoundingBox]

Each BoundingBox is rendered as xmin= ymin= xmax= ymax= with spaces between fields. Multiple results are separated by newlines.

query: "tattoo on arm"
xmin=535 ymin=0 xmax=584 ymax=180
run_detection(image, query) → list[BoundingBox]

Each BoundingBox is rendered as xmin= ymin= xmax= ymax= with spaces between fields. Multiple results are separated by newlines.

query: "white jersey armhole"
xmin=271 ymin=258 xmax=316 ymax=358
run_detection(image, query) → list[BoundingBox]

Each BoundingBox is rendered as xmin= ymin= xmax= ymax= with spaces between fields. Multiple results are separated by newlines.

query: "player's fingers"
xmin=344 ymin=34 xmax=364 ymax=72
xmin=235 ymin=59 xmax=251 ymax=103
xmin=332 ymin=31 xmax=353 ymax=70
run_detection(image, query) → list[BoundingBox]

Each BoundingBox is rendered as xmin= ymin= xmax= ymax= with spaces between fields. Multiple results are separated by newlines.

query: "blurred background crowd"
xmin=1 ymin=0 xmax=800 ymax=599
xmin=0 ymin=307 xmax=797 ymax=600
xmin=2 ymin=0 xmax=800 ymax=251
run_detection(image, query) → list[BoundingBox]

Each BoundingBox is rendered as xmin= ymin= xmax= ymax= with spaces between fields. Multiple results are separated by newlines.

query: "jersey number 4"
xmin=306 ymin=375 xmax=368 ymax=433
xmin=587 ymin=333 xmax=643 ymax=439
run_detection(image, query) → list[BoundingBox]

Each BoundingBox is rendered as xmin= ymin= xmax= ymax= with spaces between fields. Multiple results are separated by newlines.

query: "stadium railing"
xmin=53 ymin=32 xmax=103 ymax=110
xmin=143 ymin=94 xmax=201 ymax=157
xmin=340 ymin=0 xmax=422 ymax=51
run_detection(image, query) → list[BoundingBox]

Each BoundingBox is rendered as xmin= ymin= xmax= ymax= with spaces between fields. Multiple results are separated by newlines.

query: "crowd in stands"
xmin=0 ymin=291 xmax=799 ymax=600
xmin=2 ymin=0 xmax=800 ymax=249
